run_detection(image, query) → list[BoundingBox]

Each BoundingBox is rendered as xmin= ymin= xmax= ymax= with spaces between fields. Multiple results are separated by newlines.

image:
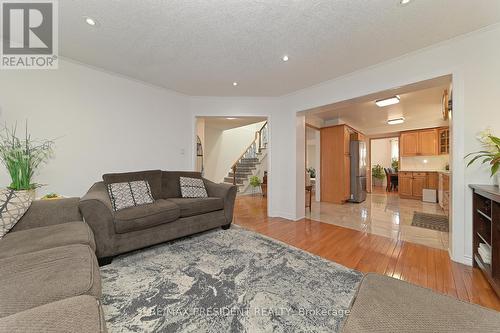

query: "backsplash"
xmin=400 ymin=155 xmax=449 ymax=171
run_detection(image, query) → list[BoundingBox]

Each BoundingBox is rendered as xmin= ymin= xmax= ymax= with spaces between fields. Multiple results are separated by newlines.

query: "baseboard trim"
xmin=269 ymin=211 xmax=302 ymax=221
xmin=450 ymin=252 xmax=473 ymax=266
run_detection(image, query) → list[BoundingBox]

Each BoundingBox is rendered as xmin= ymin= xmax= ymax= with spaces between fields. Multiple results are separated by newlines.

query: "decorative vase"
xmin=0 ymin=188 xmax=35 ymax=237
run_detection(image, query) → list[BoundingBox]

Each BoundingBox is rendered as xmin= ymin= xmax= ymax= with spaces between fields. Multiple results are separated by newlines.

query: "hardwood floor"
xmin=233 ymin=195 xmax=500 ymax=311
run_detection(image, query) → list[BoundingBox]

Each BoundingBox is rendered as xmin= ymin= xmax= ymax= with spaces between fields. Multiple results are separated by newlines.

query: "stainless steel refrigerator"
xmin=349 ymin=140 xmax=367 ymax=203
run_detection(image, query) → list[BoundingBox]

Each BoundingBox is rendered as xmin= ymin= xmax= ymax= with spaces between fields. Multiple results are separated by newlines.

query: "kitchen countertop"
xmin=399 ymin=170 xmax=451 ymax=174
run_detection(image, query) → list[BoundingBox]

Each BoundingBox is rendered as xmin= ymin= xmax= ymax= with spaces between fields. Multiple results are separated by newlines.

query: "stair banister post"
xmin=232 ymin=164 xmax=237 ymax=185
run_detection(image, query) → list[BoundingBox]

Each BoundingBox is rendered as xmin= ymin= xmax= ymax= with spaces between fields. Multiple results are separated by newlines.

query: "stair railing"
xmin=230 ymin=121 xmax=268 ymax=185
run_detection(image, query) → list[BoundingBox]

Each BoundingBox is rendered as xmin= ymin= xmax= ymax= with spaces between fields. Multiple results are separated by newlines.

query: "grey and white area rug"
xmin=101 ymin=227 xmax=363 ymax=333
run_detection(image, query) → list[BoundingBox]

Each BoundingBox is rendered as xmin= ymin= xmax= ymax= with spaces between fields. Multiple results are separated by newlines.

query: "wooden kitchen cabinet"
xmin=439 ymin=128 xmax=450 ymax=155
xmin=400 ymin=128 xmax=442 ymax=157
xmin=427 ymin=172 xmax=439 ymax=190
xmin=412 ymin=175 xmax=426 ymax=198
xmin=399 ymin=171 xmax=438 ymax=200
xmin=400 ymin=132 xmax=419 ymax=156
xmin=321 ymin=124 xmax=364 ymax=204
xmin=399 ymin=174 xmax=413 ymax=197
xmin=418 ymin=129 xmax=439 ymax=156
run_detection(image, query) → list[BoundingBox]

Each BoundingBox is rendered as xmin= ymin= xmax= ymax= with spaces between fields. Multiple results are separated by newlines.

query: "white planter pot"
xmin=496 ymin=173 xmax=500 ymax=187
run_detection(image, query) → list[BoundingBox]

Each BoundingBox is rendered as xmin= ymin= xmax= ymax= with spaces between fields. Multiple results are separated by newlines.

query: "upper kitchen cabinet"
xmin=418 ymin=129 xmax=439 ymax=156
xmin=400 ymin=131 xmax=419 ymax=156
xmin=400 ymin=127 xmax=444 ymax=157
xmin=439 ymin=127 xmax=450 ymax=155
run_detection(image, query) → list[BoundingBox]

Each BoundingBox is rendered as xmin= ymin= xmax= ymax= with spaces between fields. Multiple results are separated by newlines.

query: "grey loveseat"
xmin=79 ymin=170 xmax=237 ymax=264
xmin=0 ymin=198 xmax=106 ymax=332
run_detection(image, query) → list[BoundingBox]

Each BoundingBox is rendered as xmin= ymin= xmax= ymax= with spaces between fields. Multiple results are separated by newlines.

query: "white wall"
xmin=0 ymin=59 xmax=190 ymax=197
xmin=203 ymin=121 xmax=265 ymax=183
xmin=287 ymin=24 xmax=500 ymax=265
xmin=371 ymin=138 xmax=393 ymax=187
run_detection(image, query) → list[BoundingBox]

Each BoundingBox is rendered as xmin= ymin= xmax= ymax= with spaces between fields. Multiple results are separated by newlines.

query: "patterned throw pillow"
xmin=179 ymin=177 xmax=208 ymax=198
xmin=0 ymin=189 xmax=34 ymax=239
xmin=107 ymin=180 xmax=154 ymax=211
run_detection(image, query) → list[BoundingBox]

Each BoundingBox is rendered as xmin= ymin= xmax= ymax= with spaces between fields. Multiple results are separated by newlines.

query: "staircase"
xmin=223 ymin=122 xmax=268 ymax=193
xmin=224 ymin=157 xmax=260 ymax=185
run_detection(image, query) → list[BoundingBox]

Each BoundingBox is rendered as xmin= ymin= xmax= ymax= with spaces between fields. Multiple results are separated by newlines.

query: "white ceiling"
xmin=200 ymin=117 xmax=267 ymax=130
xmin=305 ymin=76 xmax=451 ymax=135
xmin=60 ymin=1 xmax=500 ymax=96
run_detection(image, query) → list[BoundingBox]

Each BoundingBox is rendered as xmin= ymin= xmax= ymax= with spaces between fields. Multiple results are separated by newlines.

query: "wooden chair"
xmin=384 ymin=168 xmax=391 ymax=192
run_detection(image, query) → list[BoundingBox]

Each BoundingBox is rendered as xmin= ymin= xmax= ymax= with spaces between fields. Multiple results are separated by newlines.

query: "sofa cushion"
xmin=161 ymin=171 xmax=202 ymax=198
xmin=0 ymin=244 xmax=101 ymax=318
xmin=107 ymin=180 xmax=154 ymax=211
xmin=167 ymin=197 xmax=224 ymax=217
xmin=342 ymin=273 xmax=500 ymax=333
xmin=103 ymin=170 xmax=162 ymax=199
xmin=0 ymin=188 xmax=33 ymax=239
xmin=0 ymin=295 xmax=106 ymax=333
xmin=113 ymin=199 xmax=180 ymax=233
xmin=0 ymin=222 xmax=96 ymax=259
xmin=180 ymin=177 xmax=208 ymax=198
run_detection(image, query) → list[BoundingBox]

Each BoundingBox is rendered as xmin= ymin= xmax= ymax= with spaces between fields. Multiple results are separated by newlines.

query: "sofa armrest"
xmin=11 ymin=197 xmax=82 ymax=232
xmin=79 ymin=182 xmax=117 ymax=258
xmin=203 ymin=179 xmax=237 ymax=224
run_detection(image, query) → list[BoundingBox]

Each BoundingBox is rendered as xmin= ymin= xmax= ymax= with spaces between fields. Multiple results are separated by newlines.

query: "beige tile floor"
xmin=306 ymin=190 xmax=449 ymax=250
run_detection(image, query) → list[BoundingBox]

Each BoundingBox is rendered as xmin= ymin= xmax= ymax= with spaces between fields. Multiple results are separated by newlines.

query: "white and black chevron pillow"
xmin=107 ymin=180 xmax=154 ymax=211
xmin=179 ymin=177 xmax=208 ymax=198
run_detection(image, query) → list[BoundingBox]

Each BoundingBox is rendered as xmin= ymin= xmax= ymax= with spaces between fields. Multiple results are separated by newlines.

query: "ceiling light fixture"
xmin=282 ymin=55 xmax=289 ymax=62
xmin=387 ymin=117 xmax=405 ymax=125
xmin=84 ymin=17 xmax=98 ymax=26
xmin=232 ymin=82 xmax=238 ymax=86
xmin=399 ymin=0 xmax=412 ymax=6
xmin=226 ymin=117 xmax=237 ymax=120
xmin=376 ymin=95 xmax=400 ymax=107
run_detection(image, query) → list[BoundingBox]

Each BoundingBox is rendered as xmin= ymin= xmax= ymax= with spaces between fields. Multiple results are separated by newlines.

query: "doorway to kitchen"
xmin=302 ymin=75 xmax=452 ymax=251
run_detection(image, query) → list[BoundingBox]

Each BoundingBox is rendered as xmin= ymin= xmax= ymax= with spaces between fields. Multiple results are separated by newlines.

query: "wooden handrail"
xmin=230 ymin=121 xmax=268 ymax=185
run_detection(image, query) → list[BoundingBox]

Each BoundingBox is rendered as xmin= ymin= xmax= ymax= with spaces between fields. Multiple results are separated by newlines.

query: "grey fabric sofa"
xmin=79 ymin=170 xmax=237 ymax=264
xmin=0 ymin=198 xmax=106 ymax=333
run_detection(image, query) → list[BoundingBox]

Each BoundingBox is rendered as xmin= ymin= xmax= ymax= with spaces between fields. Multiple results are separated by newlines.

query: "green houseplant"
xmin=391 ymin=158 xmax=399 ymax=172
xmin=306 ymin=167 xmax=316 ymax=179
xmin=372 ymin=164 xmax=385 ymax=187
xmin=466 ymin=129 xmax=500 ymax=185
xmin=0 ymin=122 xmax=55 ymax=237
xmin=249 ymin=176 xmax=261 ymax=196
xmin=0 ymin=122 xmax=55 ymax=191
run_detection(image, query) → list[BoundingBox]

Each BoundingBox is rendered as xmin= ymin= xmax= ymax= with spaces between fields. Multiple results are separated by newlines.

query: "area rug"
xmin=411 ymin=212 xmax=449 ymax=232
xmin=100 ymin=226 xmax=363 ymax=333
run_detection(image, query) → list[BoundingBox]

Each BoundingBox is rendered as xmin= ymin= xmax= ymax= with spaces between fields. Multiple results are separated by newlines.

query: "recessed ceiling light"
xmin=232 ymin=82 xmax=238 ymax=86
xmin=376 ymin=95 xmax=400 ymax=107
xmin=399 ymin=0 xmax=412 ymax=6
xmin=84 ymin=17 xmax=98 ymax=26
xmin=387 ymin=117 xmax=405 ymax=125
xmin=282 ymin=55 xmax=289 ymax=62
xmin=226 ymin=117 xmax=237 ymax=120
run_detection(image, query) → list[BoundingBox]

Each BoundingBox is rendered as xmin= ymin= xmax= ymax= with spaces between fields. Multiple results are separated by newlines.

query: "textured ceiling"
xmin=305 ymin=76 xmax=452 ymax=135
xmin=60 ymin=1 xmax=500 ymax=96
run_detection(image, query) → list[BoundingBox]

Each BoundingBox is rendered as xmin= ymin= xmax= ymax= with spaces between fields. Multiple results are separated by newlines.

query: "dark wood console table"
xmin=470 ymin=185 xmax=500 ymax=297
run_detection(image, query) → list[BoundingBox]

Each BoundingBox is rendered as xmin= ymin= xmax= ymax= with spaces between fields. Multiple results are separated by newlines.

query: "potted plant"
xmin=391 ymin=159 xmax=399 ymax=172
xmin=0 ymin=122 xmax=55 ymax=230
xmin=249 ymin=175 xmax=261 ymax=196
xmin=306 ymin=167 xmax=316 ymax=179
xmin=372 ymin=164 xmax=385 ymax=187
xmin=466 ymin=128 xmax=500 ymax=186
